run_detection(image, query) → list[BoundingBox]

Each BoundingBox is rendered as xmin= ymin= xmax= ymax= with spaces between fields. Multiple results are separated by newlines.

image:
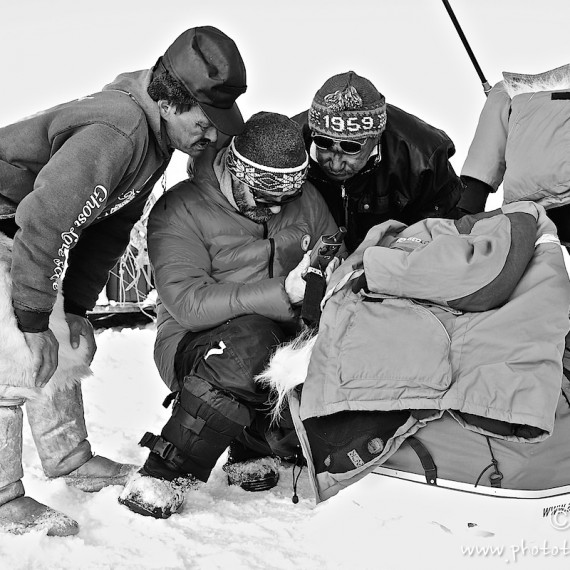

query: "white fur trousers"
xmin=0 ymin=232 xmax=91 ymax=402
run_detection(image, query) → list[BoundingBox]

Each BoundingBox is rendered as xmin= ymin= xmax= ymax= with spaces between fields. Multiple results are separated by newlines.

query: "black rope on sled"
xmin=291 ymin=452 xmax=304 ymax=504
xmin=474 ymin=436 xmax=503 ymax=488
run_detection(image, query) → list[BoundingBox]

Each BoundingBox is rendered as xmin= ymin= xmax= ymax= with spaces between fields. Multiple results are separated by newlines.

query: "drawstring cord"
xmin=474 ymin=436 xmax=503 ymax=488
xmin=291 ymin=451 xmax=304 ymax=504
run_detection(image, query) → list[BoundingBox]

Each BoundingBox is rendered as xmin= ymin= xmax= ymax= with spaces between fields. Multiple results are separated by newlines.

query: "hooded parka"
xmin=0 ymin=70 xmax=172 ymax=331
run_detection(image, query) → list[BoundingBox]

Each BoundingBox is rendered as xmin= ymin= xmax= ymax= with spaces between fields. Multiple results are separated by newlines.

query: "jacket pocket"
xmin=504 ymin=91 xmax=570 ymax=206
xmin=338 ymin=298 xmax=452 ymax=397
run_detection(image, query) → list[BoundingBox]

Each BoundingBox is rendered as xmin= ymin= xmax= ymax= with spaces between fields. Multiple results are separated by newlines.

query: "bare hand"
xmin=23 ymin=329 xmax=59 ymax=388
xmin=285 ymin=252 xmax=311 ymax=305
xmin=65 ymin=313 xmax=97 ymax=363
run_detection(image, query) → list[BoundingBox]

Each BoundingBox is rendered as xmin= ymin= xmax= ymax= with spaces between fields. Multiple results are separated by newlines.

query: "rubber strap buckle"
xmin=138 ymin=432 xmax=176 ymax=459
xmin=162 ymin=391 xmax=180 ymax=409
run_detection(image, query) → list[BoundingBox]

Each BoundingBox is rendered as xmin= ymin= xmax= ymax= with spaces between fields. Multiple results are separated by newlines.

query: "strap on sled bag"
xmin=405 ymin=436 xmax=438 ymax=485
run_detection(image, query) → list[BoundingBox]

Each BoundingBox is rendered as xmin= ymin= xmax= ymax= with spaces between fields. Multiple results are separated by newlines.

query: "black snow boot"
xmin=222 ymin=440 xmax=280 ymax=492
xmin=118 ymin=453 xmax=199 ymax=519
xmin=118 ymin=467 xmax=199 ymax=520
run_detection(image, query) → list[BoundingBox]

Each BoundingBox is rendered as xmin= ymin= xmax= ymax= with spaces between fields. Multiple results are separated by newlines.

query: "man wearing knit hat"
xmin=293 ymin=71 xmax=464 ymax=252
xmin=118 ymin=112 xmax=340 ymax=519
xmin=0 ymin=26 xmax=246 ymax=536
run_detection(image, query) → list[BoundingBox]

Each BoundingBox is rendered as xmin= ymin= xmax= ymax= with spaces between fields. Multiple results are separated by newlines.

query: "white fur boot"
xmin=25 ymin=383 xmax=138 ymax=491
xmin=0 ymin=404 xmax=79 ymax=536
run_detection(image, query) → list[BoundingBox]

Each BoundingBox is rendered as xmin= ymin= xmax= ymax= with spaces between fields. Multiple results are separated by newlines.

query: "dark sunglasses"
xmin=312 ymin=135 xmax=366 ymax=155
xmin=251 ymin=187 xmax=303 ymax=206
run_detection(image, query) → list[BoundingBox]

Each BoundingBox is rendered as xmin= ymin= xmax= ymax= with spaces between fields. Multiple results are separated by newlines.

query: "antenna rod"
xmin=441 ymin=0 xmax=492 ymax=95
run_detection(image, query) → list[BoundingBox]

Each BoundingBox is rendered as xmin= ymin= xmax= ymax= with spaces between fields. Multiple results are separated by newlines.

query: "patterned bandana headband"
xmin=308 ymin=71 xmax=387 ymax=140
xmin=226 ymin=139 xmax=309 ymax=195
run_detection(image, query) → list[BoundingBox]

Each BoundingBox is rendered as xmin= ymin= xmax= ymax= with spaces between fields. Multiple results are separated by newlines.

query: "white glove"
xmin=285 ymin=252 xmax=311 ymax=305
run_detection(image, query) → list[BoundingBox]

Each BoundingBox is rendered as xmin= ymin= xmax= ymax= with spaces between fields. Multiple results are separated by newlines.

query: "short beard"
xmin=233 ymin=186 xmax=274 ymax=223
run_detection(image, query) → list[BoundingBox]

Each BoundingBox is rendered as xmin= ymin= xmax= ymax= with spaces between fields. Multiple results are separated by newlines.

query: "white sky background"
xmin=2 ymin=0 xmax=570 ymax=210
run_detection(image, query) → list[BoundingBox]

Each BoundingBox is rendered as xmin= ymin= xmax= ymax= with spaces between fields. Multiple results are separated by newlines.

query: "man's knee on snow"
xmin=142 ymin=376 xmax=253 ymax=482
xmin=142 ymin=315 xmax=292 ymax=481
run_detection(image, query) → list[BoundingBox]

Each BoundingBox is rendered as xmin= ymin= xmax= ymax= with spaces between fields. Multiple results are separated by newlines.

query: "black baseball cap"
xmin=162 ymin=26 xmax=247 ymax=135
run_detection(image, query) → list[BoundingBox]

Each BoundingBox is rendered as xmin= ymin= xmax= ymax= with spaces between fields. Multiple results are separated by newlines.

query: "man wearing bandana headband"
xmin=119 ymin=112 xmax=340 ymax=519
xmin=292 ymin=71 xmax=464 ymax=252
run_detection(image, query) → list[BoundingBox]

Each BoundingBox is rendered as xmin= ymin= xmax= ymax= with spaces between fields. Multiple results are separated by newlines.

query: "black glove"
xmin=351 ymin=272 xmax=369 ymax=293
xmin=456 ymin=176 xmax=493 ymax=216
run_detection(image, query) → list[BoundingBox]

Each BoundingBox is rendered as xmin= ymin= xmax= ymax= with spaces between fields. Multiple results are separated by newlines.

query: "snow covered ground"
xmin=1 ymin=324 xmax=570 ymax=569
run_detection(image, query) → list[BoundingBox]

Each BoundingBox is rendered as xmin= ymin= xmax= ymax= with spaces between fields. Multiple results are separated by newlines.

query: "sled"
xmin=288 ymin=377 xmax=570 ymax=513
xmin=291 ymin=379 xmax=570 ymax=539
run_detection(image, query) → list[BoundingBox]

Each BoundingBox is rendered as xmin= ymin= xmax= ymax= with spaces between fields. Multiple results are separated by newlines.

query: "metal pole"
xmin=441 ymin=0 xmax=492 ymax=96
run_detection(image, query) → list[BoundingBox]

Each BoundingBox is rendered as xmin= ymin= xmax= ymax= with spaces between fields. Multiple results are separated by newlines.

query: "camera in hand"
xmin=302 ymin=226 xmax=347 ymax=327
xmin=307 ymin=226 xmax=347 ymax=277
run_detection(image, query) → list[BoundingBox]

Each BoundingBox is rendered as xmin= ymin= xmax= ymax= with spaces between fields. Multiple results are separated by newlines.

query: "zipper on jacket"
xmin=262 ymin=222 xmax=275 ymax=278
xmin=341 ymin=185 xmax=348 ymax=228
xmin=268 ymin=237 xmax=275 ymax=278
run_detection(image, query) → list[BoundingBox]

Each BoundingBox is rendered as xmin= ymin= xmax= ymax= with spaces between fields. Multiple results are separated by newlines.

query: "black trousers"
xmin=156 ymin=315 xmax=300 ymax=481
xmin=546 ymin=203 xmax=570 ymax=244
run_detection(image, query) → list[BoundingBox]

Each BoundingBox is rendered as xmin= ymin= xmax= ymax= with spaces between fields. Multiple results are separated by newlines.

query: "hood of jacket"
xmin=103 ymin=69 xmax=170 ymax=158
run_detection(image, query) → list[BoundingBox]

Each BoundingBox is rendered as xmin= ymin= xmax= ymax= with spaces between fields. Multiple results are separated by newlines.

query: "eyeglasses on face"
xmin=312 ymin=135 xmax=366 ymax=155
xmin=251 ymin=187 xmax=303 ymax=206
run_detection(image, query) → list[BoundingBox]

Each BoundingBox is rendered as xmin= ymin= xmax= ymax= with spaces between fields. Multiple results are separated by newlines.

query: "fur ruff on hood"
xmin=255 ymin=328 xmax=316 ymax=423
xmin=503 ymin=63 xmax=570 ymax=98
xmin=0 ymin=232 xmax=92 ymax=401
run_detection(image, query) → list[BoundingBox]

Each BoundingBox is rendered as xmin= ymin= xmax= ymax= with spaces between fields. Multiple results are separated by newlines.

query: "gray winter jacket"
xmin=148 ymin=148 xmax=339 ymax=390
xmin=462 ymin=67 xmax=570 ymax=210
xmin=0 ymin=70 xmax=171 ymax=331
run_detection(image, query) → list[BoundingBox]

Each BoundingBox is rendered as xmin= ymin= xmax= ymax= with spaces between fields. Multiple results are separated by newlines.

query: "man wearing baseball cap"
xmin=0 ymin=26 xmax=246 ymax=536
xmin=292 ymin=71 xmax=464 ymax=252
